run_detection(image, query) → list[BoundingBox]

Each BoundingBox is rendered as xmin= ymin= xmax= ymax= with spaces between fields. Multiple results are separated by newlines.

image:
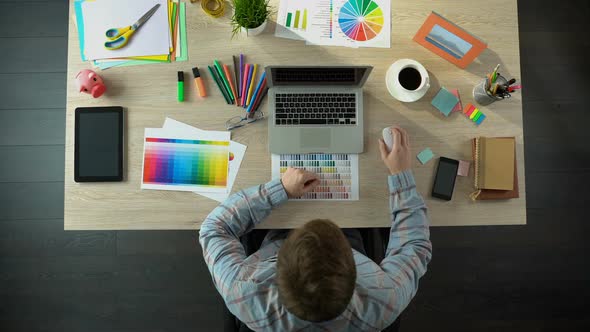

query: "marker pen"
xmin=192 ymin=67 xmax=207 ymax=97
xmin=177 ymin=71 xmax=184 ymax=102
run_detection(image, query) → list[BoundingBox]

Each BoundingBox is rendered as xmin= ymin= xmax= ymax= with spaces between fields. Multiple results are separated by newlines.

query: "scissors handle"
xmin=104 ymin=27 xmax=135 ymax=50
xmin=105 ymin=26 xmax=133 ymax=40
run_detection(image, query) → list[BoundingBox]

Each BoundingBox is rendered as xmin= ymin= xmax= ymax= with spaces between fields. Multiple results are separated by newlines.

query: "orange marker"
xmin=192 ymin=67 xmax=207 ymax=97
xmin=223 ymin=64 xmax=238 ymax=105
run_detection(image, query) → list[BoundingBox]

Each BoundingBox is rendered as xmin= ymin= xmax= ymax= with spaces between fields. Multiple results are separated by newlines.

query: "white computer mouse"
xmin=382 ymin=127 xmax=394 ymax=151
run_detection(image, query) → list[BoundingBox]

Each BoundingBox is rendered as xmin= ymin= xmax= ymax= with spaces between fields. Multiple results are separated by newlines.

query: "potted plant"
xmin=231 ymin=0 xmax=270 ymax=37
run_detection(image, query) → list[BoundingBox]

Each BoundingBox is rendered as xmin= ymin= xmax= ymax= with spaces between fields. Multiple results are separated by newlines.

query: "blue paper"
xmin=431 ymin=88 xmax=460 ymax=117
xmin=417 ymin=148 xmax=435 ymax=165
xmin=74 ymin=0 xmax=87 ymax=61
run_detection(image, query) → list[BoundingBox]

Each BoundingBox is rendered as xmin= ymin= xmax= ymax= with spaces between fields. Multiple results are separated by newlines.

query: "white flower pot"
xmin=243 ymin=20 xmax=267 ymax=36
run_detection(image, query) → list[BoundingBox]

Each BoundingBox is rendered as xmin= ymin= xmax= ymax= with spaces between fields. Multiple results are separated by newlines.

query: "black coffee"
xmin=398 ymin=67 xmax=422 ymax=91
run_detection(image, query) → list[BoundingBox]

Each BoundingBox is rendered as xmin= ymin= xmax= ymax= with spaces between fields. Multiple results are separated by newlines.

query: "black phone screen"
xmin=432 ymin=157 xmax=459 ymax=200
xmin=74 ymin=107 xmax=123 ymax=182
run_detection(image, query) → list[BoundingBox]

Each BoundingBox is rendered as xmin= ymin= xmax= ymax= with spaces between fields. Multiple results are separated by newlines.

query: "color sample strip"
xmin=143 ymin=138 xmax=229 ymax=187
xmin=286 ymin=13 xmax=292 ymax=27
xmin=294 ymin=10 xmax=300 ymax=28
xmin=302 ymin=9 xmax=308 ymax=30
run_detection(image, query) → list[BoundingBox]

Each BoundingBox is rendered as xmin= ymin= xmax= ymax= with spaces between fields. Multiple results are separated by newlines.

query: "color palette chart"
xmin=338 ymin=0 xmax=384 ymax=41
xmin=142 ymin=129 xmax=230 ymax=193
xmin=271 ymin=153 xmax=359 ymax=200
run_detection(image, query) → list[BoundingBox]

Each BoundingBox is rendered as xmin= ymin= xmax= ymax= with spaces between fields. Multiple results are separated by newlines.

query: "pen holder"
xmin=473 ymin=75 xmax=508 ymax=106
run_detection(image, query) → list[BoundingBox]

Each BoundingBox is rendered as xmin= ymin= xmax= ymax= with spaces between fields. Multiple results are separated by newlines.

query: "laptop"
xmin=266 ymin=66 xmax=372 ymax=153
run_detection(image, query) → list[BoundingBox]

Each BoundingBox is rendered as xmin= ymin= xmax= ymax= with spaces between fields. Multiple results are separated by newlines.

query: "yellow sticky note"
xmin=470 ymin=109 xmax=479 ymax=120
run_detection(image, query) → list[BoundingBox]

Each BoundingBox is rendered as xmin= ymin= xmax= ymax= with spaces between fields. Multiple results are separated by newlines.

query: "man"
xmin=200 ymin=127 xmax=432 ymax=331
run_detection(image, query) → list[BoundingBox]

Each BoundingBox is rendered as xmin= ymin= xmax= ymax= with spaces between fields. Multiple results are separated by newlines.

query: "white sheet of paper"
xmin=162 ymin=118 xmax=247 ymax=202
xmin=275 ymin=0 xmax=390 ymax=48
xmin=271 ymin=153 xmax=359 ymax=200
xmin=141 ymin=127 xmax=230 ymax=193
xmin=82 ymin=0 xmax=170 ymax=60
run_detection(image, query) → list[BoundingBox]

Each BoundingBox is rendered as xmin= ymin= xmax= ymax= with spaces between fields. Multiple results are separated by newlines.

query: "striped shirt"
xmin=199 ymin=170 xmax=432 ymax=331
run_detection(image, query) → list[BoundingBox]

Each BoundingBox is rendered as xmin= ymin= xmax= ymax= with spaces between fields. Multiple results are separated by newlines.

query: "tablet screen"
xmin=75 ymin=107 xmax=123 ymax=182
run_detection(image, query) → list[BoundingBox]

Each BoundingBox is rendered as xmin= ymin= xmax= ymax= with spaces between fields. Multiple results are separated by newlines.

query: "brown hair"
xmin=277 ymin=219 xmax=356 ymax=322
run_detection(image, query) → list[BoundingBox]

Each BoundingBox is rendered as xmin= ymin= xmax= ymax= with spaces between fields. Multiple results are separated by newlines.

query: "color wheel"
xmin=338 ymin=0 xmax=384 ymax=41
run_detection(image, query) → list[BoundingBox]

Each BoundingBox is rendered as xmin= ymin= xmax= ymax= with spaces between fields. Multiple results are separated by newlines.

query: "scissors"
xmin=104 ymin=4 xmax=161 ymax=50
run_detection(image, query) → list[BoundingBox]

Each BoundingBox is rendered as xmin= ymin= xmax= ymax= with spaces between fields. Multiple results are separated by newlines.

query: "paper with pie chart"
xmin=275 ymin=0 xmax=390 ymax=48
xmin=339 ymin=0 xmax=384 ymax=41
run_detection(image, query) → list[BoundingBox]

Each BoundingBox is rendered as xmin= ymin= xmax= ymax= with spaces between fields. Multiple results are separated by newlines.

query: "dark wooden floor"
xmin=1 ymin=0 xmax=589 ymax=331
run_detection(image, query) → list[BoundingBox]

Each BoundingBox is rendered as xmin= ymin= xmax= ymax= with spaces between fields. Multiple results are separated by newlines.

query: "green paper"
xmin=176 ymin=2 xmax=188 ymax=62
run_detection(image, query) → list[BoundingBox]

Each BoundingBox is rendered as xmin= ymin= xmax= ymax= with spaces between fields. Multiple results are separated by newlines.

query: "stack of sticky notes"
xmin=417 ymin=148 xmax=435 ymax=165
xmin=463 ymin=103 xmax=486 ymax=125
xmin=449 ymin=88 xmax=463 ymax=112
xmin=431 ymin=87 xmax=460 ymax=117
xmin=73 ymin=0 xmax=187 ymax=70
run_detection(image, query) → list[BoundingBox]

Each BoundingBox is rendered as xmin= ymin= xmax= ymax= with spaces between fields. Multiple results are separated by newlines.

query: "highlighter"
xmin=177 ymin=71 xmax=184 ymax=102
xmin=192 ymin=67 xmax=207 ymax=97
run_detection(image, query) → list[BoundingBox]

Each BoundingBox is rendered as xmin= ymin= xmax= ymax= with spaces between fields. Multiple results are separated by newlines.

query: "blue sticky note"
xmin=475 ymin=113 xmax=486 ymax=125
xmin=417 ymin=148 xmax=435 ymax=165
xmin=431 ymin=88 xmax=460 ymax=117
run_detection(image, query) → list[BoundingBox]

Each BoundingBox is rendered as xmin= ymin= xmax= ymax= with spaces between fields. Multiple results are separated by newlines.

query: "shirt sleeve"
xmin=199 ymin=179 xmax=288 ymax=298
xmin=380 ymin=170 xmax=432 ymax=321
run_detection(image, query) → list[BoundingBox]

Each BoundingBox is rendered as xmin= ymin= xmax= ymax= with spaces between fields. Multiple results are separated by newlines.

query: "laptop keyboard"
xmin=274 ymin=93 xmax=357 ymax=126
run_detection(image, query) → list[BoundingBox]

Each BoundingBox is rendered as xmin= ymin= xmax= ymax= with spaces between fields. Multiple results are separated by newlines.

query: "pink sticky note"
xmin=450 ymin=89 xmax=463 ymax=112
xmin=457 ymin=160 xmax=470 ymax=177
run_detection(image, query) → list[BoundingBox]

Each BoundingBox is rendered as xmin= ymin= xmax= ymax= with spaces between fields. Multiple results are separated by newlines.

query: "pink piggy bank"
xmin=75 ymin=69 xmax=106 ymax=98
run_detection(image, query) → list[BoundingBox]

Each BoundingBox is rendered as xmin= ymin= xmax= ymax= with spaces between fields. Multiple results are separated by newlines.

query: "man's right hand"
xmin=379 ymin=126 xmax=412 ymax=175
xmin=281 ymin=168 xmax=320 ymax=198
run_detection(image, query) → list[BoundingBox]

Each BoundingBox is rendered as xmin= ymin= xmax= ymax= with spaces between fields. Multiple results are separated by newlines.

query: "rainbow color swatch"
xmin=338 ymin=0 xmax=384 ymax=41
xmin=143 ymin=138 xmax=229 ymax=188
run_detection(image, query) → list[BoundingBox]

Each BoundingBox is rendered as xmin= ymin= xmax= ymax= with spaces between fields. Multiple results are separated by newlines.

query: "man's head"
xmin=277 ymin=219 xmax=356 ymax=322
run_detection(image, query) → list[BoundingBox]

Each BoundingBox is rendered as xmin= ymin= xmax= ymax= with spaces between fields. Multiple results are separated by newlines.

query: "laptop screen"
xmin=267 ymin=66 xmax=371 ymax=87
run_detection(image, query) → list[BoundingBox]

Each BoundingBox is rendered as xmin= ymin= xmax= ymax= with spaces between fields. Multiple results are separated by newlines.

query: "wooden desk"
xmin=65 ymin=0 xmax=525 ymax=230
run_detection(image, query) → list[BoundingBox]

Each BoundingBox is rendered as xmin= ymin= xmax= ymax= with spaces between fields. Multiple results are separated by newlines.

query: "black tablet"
xmin=74 ymin=107 xmax=124 ymax=182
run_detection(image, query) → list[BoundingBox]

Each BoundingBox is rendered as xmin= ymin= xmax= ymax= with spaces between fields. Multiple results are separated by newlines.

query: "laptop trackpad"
xmin=300 ymin=128 xmax=331 ymax=149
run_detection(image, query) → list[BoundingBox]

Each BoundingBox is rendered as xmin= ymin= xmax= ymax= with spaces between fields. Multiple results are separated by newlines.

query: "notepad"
xmin=474 ymin=137 xmax=515 ymax=190
xmin=431 ymin=88 xmax=459 ymax=117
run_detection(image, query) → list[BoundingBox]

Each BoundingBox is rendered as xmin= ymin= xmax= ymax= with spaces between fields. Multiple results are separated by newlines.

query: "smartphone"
xmin=431 ymin=157 xmax=459 ymax=201
xmin=74 ymin=106 xmax=124 ymax=182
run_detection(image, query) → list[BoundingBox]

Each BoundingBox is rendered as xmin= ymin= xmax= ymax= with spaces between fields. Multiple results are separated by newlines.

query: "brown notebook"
xmin=471 ymin=137 xmax=519 ymax=200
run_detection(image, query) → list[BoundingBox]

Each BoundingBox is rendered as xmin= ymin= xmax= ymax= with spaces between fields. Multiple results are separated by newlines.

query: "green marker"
xmin=208 ymin=66 xmax=231 ymax=104
xmin=177 ymin=71 xmax=184 ymax=102
xmin=214 ymin=60 xmax=234 ymax=102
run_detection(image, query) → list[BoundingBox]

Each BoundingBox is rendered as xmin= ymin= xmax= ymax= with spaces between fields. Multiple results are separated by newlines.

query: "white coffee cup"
xmin=386 ymin=59 xmax=430 ymax=102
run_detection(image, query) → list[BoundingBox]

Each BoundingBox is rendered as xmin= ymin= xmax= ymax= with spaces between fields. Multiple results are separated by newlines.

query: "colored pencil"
xmin=247 ymin=72 xmax=266 ymax=113
xmin=223 ymin=64 xmax=238 ymax=106
xmin=208 ymin=65 xmax=231 ymax=104
xmin=240 ymin=54 xmax=244 ymax=98
xmin=246 ymin=64 xmax=258 ymax=107
xmin=490 ymin=64 xmax=500 ymax=84
xmin=249 ymin=87 xmax=268 ymax=118
xmin=241 ymin=64 xmax=250 ymax=105
xmin=232 ymin=55 xmax=241 ymax=100
xmin=214 ymin=60 xmax=234 ymax=102
xmin=243 ymin=65 xmax=254 ymax=107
